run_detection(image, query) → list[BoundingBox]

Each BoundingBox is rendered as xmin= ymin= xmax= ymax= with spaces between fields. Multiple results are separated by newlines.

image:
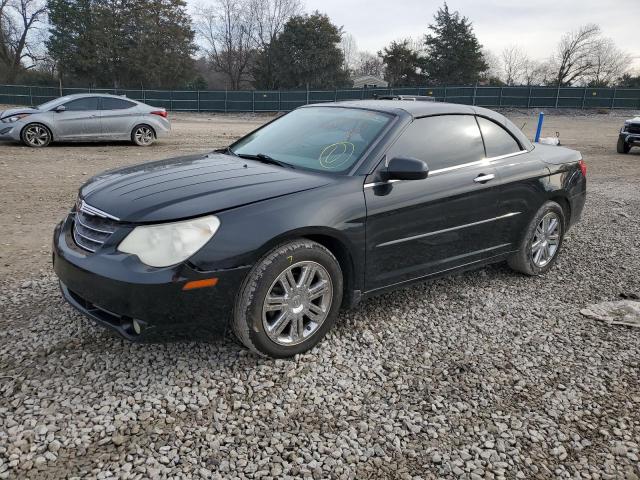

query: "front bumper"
xmin=53 ymin=215 xmax=250 ymax=341
xmin=0 ymin=123 xmax=22 ymax=142
xmin=620 ymin=131 xmax=640 ymax=145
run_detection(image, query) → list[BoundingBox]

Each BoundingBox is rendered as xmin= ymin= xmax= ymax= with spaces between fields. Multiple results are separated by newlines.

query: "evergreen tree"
xmin=378 ymin=40 xmax=423 ymax=87
xmin=260 ymin=12 xmax=351 ymax=89
xmin=423 ymin=2 xmax=487 ymax=85
xmin=47 ymin=0 xmax=197 ymax=88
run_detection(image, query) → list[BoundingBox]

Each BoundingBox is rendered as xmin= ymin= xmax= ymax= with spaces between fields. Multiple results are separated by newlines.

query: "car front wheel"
xmin=508 ymin=200 xmax=565 ymax=276
xmin=131 ymin=124 xmax=155 ymax=146
xmin=21 ymin=123 xmax=51 ymax=147
xmin=232 ymin=239 xmax=343 ymax=358
xmin=617 ymin=137 xmax=630 ymax=154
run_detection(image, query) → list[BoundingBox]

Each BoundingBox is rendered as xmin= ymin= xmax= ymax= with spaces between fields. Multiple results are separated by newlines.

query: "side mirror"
xmin=386 ymin=157 xmax=429 ymax=181
xmin=54 ymin=105 xmax=66 ymax=112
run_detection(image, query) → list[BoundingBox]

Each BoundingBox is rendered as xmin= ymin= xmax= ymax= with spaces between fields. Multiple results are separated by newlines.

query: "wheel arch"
xmin=132 ymin=123 xmax=156 ymax=138
xmin=21 ymin=121 xmax=54 ymax=142
xmin=549 ymin=195 xmax=571 ymax=227
xmin=256 ymin=227 xmax=359 ymax=309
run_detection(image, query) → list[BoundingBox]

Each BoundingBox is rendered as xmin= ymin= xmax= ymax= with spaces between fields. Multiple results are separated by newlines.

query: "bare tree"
xmin=354 ymin=51 xmax=384 ymax=78
xmin=501 ymin=45 xmax=528 ymax=85
xmin=522 ymin=59 xmax=551 ymax=86
xmin=584 ymin=37 xmax=631 ymax=87
xmin=340 ymin=33 xmax=358 ymax=72
xmin=250 ymin=0 xmax=301 ymax=47
xmin=193 ymin=0 xmax=256 ymax=90
xmin=0 ymin=0 xmax=47 ymax=82
xmin=551 ymin=23 xmax=601 ymax=86
xmin=480 ymin=48 xmax=502 ymax=83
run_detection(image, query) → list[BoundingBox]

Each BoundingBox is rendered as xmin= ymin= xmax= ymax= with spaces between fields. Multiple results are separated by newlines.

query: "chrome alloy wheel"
xmin=134 ymin=126 xmax=154 ymax=145
xmin=24 ymin=125 xmax=50 ymax=146
xmin=531 ymin=212 xmax=561 ymax=267
xmin=262 ymin=261 xmax=333 ymax=346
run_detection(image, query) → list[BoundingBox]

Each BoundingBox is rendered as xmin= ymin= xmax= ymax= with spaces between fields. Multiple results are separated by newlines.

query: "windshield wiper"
xmin=235 ymin=153 xmax=294 ymax=169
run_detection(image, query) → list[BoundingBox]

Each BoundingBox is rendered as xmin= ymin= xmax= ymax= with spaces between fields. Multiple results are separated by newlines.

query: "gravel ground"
xmin=1 ymin=111 xmax=640 ymax=479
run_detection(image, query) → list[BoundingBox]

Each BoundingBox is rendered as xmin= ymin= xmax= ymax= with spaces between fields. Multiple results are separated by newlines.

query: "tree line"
xmin=1 ymin=0 xmax=638 ymax=90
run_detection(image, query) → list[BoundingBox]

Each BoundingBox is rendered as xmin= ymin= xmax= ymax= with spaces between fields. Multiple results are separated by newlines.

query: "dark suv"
xmin=618 ymin=117 xmax=640 ymax=153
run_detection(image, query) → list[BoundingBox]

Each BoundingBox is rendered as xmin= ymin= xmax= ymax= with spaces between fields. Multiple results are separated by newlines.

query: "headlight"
xmin=1 ymin=113 xmax=31 ymax=123
xmin=117 ymin=215 xmax=220 ymax=267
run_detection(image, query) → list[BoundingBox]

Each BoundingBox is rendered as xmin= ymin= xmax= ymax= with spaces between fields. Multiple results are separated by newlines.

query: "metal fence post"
xmin=527 ymin=86 xmax=532 ymax=109
xmin=197 ymin=90 xmax=200 ymax=112
xmin=306 ymin=84 xmax=310 ymax=105
xmin=611 ymin=87 xmax=617 ymax=110
xmin=170 ymin=90 xmax=173 ymax=112
xmin=444 ymin=86 xmax=447 ymax=102
xmin=581 ymin=87 xmax=587 ymax=109
xmin=334 ymin=88 xmax=337 ymax=102
xmin=142 ymin=86 xmax=146 ymax=104
xmin=29 ymin=86 xmax=33 ymax=106
xmin=225 ymin=89 xmax=228 ymax=113
xmin=499 ymin=87 xmax=503 ymax=107
xmin=252 ymin=90 xmax=255 ymax=112
xmin=278 ymin=90 xmax=281 ymax=111
xmin=472 ymin=83 xmax=477 ymax=105
xmin=555 ymin=85 xmax=560 ymax=108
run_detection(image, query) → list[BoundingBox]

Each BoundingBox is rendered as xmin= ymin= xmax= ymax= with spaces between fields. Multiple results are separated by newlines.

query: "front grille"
xmin=625 ymin=123 xmax=640 ymax=135
xmin=73 ymin=209 xmax=119 ymax=252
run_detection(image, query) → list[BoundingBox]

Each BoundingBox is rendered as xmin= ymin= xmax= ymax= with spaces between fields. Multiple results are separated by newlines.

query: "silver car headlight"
xmin=118 ymin=215 xmax=220 ymax=267
xmin=1 ymin=113 xmax=31 ymax=123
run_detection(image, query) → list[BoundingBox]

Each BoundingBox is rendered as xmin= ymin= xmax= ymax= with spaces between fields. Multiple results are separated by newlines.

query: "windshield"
xmin=36 ymin=97 xmax=67 ymax=110
xmin=231 ymin=107 xmax=393 ymax=173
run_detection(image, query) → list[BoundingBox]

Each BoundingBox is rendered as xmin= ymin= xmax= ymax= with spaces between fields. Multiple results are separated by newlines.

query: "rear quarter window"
xmin=101 ymin=97 xmax=136 ymax=110
xmin=477 ymin=116 xmax=522 ymax=158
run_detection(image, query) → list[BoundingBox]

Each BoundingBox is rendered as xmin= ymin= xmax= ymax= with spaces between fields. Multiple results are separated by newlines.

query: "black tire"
xmin=131 ymin=124 xmax=155 ymax=146
xmin=617 ymin=137 xmax=630 ymax=154
xmin=232 ymin=239 xmax=343 ymax=358
xmin=508 ymin=201 xmax=566 ymax=276
xmin=21 ymin=123 xmax=52 ymax=148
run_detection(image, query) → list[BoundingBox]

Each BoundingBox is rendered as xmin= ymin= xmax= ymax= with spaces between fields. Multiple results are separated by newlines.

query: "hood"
xmin=80 ymin=153 xmax=333 ymax=223
xmin=0 ymin=107 xmax=39 ymax=119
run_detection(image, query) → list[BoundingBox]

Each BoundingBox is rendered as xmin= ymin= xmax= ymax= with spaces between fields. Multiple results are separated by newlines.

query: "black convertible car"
xmin=53 ymin=101 xmax=587 ymax=357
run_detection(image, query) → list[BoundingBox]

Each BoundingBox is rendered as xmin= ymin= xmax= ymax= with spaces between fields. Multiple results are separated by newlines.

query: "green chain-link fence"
xmin=1 ymin=84 xmax=639 ymax=111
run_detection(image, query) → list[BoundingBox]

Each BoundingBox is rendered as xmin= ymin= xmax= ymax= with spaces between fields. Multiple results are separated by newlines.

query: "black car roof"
xmin=303 ymin=100 xmax=534 ymax=151
xmin=304 ymin=99 xmax=476 ymax=118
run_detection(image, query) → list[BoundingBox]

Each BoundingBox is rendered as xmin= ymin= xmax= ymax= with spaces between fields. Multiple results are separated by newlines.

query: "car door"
xmin=364 ymin=114 xmax=506 ymax=292
xmin=475 ymin=116 xmax=550 ymax=249
xmin=99 ymin=97 xmax=139 ymax=138
xmin=54 ymin=97 xmax=101 ymax=139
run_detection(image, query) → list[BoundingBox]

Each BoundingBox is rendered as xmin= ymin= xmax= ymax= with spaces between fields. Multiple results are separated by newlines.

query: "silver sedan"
xmin=0 ymin=93 xmax=171 ymax=147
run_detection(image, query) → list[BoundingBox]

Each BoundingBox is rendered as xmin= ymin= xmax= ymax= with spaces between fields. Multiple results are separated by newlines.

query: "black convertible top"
xmin=304 ymin=100 xmax=534 ymax=151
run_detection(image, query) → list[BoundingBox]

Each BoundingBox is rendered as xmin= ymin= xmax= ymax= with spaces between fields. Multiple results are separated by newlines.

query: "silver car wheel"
xmin=133 ymin=126 xmax=154 ymax=146
xmin=531 ymin=212 xmax=561 ymax=267
xmin=24 ymin=125 xmax=50 ymax=147
xmin=262 ymin=261 xmax=333 ymax=346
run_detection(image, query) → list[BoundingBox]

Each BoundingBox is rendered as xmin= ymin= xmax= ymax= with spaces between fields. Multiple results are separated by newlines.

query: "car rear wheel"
xmin=508 ymin=200 xmax=565 ymax=276
xmin=617 ymin=137 xmax=631 ymax=154
xmin=232 ymin=239 xmax=343 ymax=358
xmin=21 ymin=123 xmax=51 ymax=148
xmin=131 ymin=124 xmax=155 ymax=146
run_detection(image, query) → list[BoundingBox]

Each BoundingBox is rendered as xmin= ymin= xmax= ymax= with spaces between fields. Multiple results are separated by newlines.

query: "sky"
xmin=304 ymin=0 xmax=640 ymax=71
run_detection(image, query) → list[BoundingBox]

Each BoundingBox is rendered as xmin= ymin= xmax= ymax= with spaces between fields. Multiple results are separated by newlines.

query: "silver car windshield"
xmin=231 ymin=107 xmax=393 ymax=173
xmin=36 ymin=98 xmax=67 ymax=110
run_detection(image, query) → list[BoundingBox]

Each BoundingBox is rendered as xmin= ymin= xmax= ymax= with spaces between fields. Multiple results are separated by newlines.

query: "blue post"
xmin=534 ymin=112 xmax=544 ymax=142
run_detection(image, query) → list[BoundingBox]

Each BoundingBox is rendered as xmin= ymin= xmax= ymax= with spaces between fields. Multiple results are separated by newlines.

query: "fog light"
xmin=132 ymin=319 xmax=142 ymax=335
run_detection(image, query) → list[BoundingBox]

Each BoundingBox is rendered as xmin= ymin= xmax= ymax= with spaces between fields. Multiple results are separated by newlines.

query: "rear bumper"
xmin=53 ymin=216 xmax=250 ymax=341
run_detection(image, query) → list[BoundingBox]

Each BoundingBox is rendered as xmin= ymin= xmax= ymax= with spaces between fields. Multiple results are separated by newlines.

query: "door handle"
xmin=474 ymin=173 xmax=495 ymax=183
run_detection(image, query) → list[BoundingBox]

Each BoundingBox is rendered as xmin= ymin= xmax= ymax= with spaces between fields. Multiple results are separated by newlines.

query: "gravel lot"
xmin=1 ymin=110 xmax=639 ymax=479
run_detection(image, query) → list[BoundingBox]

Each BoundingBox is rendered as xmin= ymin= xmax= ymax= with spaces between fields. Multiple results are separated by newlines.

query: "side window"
xmin=101 ymin=97 xmax=136 ymax=110
xmin=386 ymin=115 xmax=485 ymax=171
xmin=63 ymin=97 xmax=99 ymax=111
xmin=477 ymin=116 xmax=521 ymax=158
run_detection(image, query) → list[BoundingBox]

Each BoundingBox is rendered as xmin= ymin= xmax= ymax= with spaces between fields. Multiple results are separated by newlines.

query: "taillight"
xmin=151 ymin=110 xmax=167 ymax=118
xmin=578 ymin=159 xmax=587 ymax=177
